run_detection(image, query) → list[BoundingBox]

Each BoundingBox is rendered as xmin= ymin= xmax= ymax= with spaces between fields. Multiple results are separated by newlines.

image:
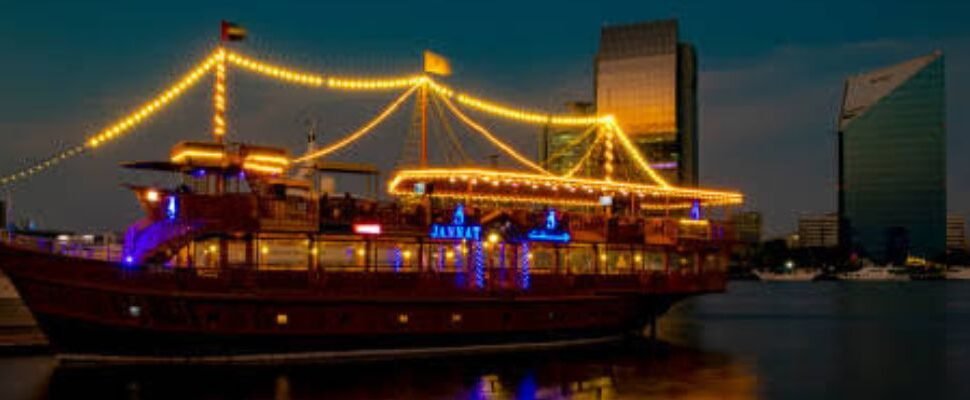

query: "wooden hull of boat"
xmin=0 ymin=244 xmax=722 ymax=362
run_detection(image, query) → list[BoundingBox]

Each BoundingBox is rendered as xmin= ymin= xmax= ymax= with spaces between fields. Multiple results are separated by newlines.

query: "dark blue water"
xmin=1 ymin=281 xmax=967 ymax=399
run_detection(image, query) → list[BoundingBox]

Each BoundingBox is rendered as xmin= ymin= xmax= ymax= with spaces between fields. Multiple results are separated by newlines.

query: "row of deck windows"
xmin=179 ymin=238 xmax=719 ymax=273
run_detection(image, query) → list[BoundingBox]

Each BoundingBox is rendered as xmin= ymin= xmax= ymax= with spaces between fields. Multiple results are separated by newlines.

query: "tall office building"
xmin=595 ymin=19 xmax=698 ymax=186
xmin=798 ymin=213 xmax=839 ymax=248
xmin=838 ymin=51 xmax=946 ymax=263
xmin=947 ymin=215 xmax=966 ymax=251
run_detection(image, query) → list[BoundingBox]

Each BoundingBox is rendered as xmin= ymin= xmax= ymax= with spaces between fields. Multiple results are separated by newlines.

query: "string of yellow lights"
xmin=606 ymin=120 xmax=671 ymax=187
xmin=213 ymin=48 xmax=228 ymax=139
xmin=603 ymin=128 xmax=614 ymax=181
xmin=226 ymin=50 xmax=425 ymax=91
xmin=86 ymin=53 xmax=220 ymax=149
xmin=0 ymin=145 xmax=86 ymax=187
xmin=294 ymin=84 xmax=421 ymax=163
xmin=225 ymin=50 xmax=607 ymax=127
xmin=387 ymin=168 xmax=744 ymax=204
xmin=225 ymin=51 xmax=324 ymax=87
xmin=436 ymin=91 xmax=552 ymax=175
xmin=0 ymin=51 xmax=220 ymax=187
xmin=424 ymin=80 xmax=607 ymax=126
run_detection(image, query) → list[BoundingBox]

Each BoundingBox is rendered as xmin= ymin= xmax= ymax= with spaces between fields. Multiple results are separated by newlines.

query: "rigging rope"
xmin=294 ymin=84 xmax=420 ymax=163
xmin=428 ymin=93 xmax=472 ymax=164
xmin=435 ymin=91 xmax=551 ymax=176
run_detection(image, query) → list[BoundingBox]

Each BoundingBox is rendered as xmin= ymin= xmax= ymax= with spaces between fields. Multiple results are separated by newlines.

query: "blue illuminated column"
xmin=472 ymin=241 xmax=485 ymax=289
xmin=518 ymin=242 xmax=531 ymax=290
xmin=454 ymin=242 xmax=467 ymax=287
xmin=392 ymin=247 xmax=403 ymax=272
xmin=436 ymin=246 xmax=445 ymax=271
xmin=454 ymin=242 xmax=464 ymax=271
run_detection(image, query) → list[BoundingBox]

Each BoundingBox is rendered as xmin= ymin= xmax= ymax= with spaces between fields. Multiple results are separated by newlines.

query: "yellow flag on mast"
xmin=423 ymin=50 xmax=452 ymax=76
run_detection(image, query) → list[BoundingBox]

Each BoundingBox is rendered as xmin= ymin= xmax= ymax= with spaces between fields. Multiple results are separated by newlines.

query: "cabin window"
xmin=528 ymin=245 xmax=556 ymax=273
xmin=257 ymin=238 xmax=309 ymax=270
xmin=192 ymin=239 xmax=223 ymax=270
xmin=564 ymin=244 xmax=595 ymax=274
xmin=645 ymin=252 xmax=665 ymax=271
xmin=315 ymin=241 xmax=365 ymax=271
xmin=226 ymin=239 xmax=248 ymax=267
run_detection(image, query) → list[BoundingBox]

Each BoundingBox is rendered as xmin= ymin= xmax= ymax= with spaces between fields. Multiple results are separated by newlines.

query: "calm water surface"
xmin=1 ymin=281 xmax=968 ymax=399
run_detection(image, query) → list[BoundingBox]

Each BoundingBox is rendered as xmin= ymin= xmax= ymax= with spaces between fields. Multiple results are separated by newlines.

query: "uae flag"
xmin=220 ymin=21 xmax=247 ymax=41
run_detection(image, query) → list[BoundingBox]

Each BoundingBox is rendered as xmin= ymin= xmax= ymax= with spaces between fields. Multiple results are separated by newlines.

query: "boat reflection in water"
xmin=42 ymin=342 xmax=756 ymax=399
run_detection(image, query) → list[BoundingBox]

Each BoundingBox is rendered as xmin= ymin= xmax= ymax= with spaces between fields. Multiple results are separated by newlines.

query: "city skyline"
xmin=0 ymin=1 xmax=968 ymax=237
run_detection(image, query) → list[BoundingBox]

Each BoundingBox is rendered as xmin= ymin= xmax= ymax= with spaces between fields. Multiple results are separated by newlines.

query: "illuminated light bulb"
xmin=487 ymin=233 xmax=500 ymax=244
xmin=145 ymin=190 xmax=160 ymax=203
xmin=261 ymin=246 xmax=269 ymax=255
xmin=403 ymin=250 xmax=412 ymax=259
xmin=357 ymin=248 xmax=366 ymax=257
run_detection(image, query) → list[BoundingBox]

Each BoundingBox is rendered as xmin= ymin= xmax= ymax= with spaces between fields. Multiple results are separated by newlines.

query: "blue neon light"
xmin=526 ymin=209 xmax=571 ymax=243
xmin=430 ymin=224 xmax=482 ymax=240
xmin=452 ymin=203 xmax=465 ymax=225
xmin=429 ymin=203 xmax=482 ymax=240
xmin=166 ymin=196 xmax=178 ymax=220
xmin=690 ymin=200 xmax=702 ymax=220
xmin=526 ymin=231 xmax=571 ymax=243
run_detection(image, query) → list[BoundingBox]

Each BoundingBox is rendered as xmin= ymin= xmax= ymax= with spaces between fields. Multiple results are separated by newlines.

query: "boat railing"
xmin=1 ymin=230 xmax=726 ymax=294
xmin=1 ymin=231 xmax=125 ymax=263
xmin=105 ymin=264 xmax=726 ymax=295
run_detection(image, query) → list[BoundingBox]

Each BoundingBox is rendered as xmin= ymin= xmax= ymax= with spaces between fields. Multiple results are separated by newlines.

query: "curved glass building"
xmin=838 ymin=52 xmax=946 ymax=263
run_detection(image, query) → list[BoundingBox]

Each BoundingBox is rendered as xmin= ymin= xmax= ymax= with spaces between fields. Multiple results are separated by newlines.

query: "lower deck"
xmin=0 ymin=242 xmax=721 ymax=358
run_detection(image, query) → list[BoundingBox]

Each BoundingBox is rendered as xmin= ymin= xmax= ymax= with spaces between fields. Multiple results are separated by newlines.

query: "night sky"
xmin=0 ymin=0 xmax=967 ymax=237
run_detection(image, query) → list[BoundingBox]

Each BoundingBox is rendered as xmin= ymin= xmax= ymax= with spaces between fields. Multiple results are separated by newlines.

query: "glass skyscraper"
xmin=594 ymin=19 xmax=698 ymax=186
xmin=838 ymin=51 xmax=946 ymax=263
